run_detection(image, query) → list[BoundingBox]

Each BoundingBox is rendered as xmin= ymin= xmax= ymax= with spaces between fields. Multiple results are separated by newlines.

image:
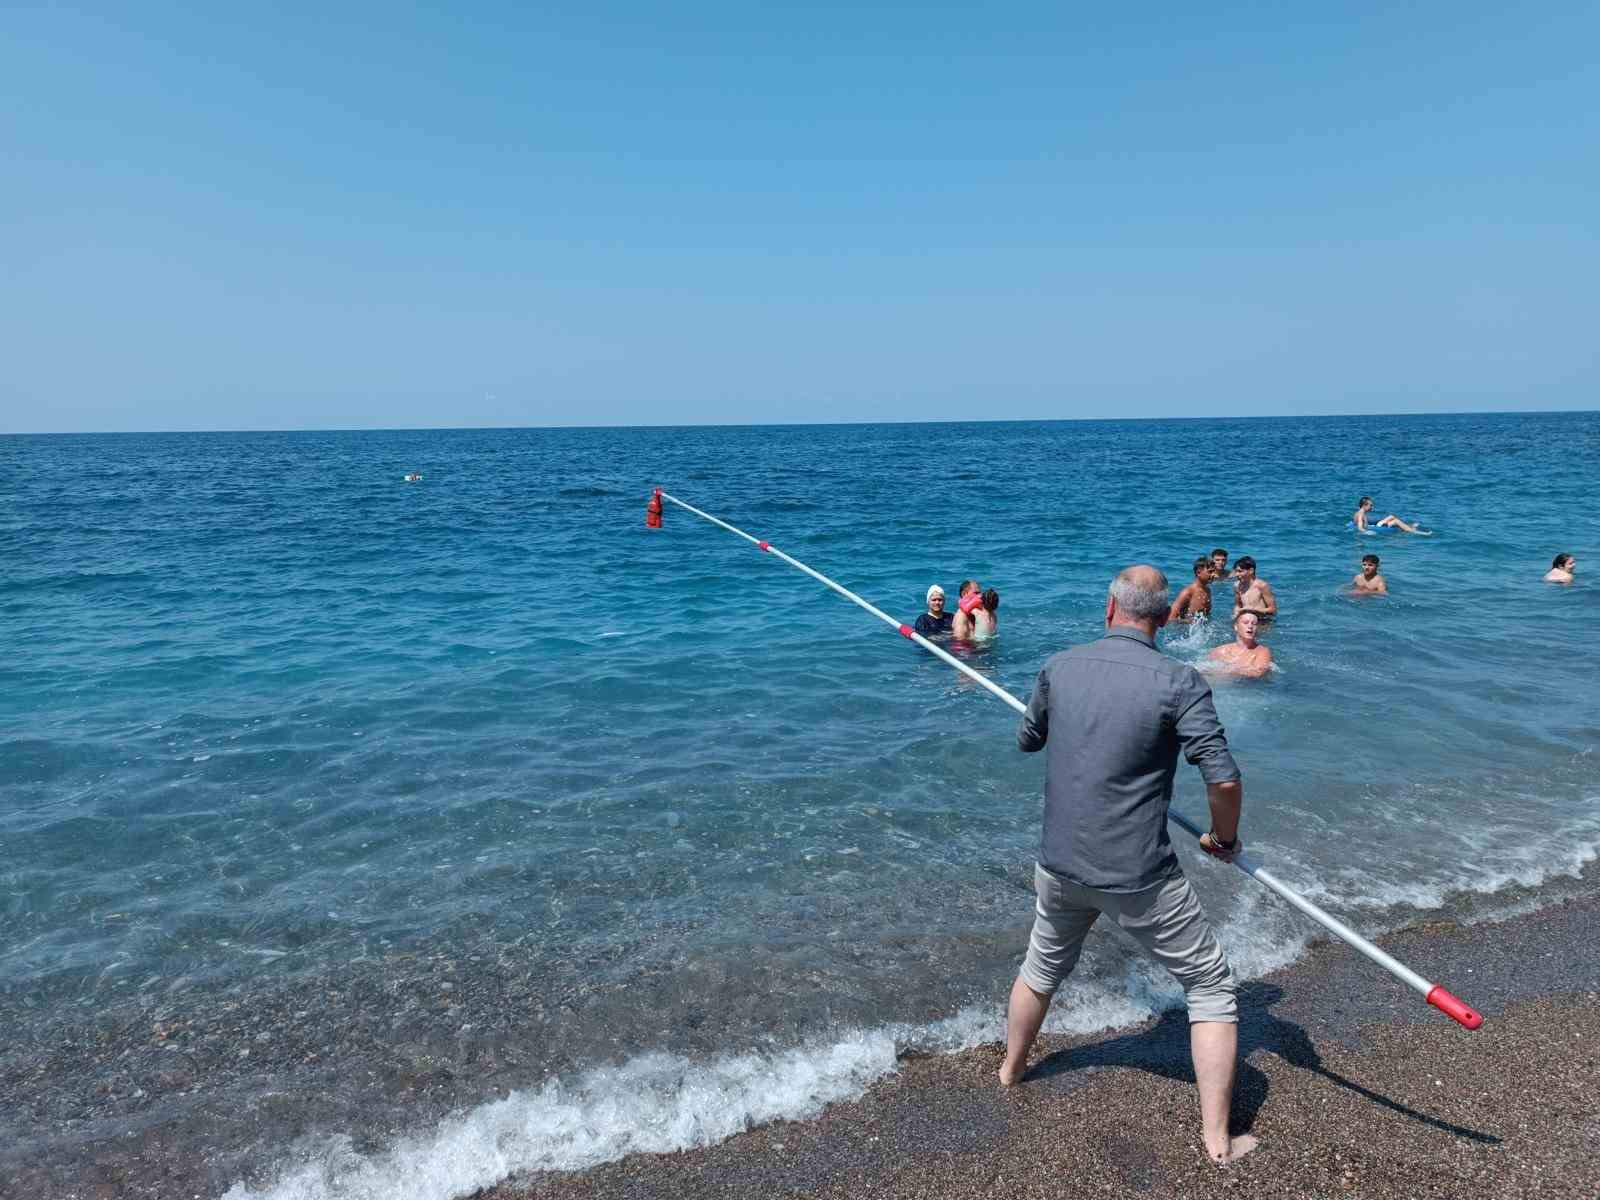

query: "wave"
xmin=221 ymin=830 xmax=1600 ymax=1200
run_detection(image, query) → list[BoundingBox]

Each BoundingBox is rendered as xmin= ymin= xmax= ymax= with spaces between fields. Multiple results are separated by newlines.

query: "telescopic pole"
xmin=652 ymin=490 xmax=1483 ymax=1030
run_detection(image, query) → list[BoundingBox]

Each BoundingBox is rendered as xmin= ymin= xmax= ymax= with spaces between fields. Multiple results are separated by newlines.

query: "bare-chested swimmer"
xmin=1545 ymin=554 xmax=1576 ymax=584
xmin=1232 ymin=557 xmax=1277 ymax=620
xmin=1208 ymin=611 xmax=1273 ymax=678
xmin=1353 ymin=497 xmax=1431 ymax=535
xmin=1351 ymin=554 xmax=1387 ymax=595
xmin=1168 ymin=558 xmax=1215 ymax=623
xmin=1210 ymin=548 xmax=1230 ymax=579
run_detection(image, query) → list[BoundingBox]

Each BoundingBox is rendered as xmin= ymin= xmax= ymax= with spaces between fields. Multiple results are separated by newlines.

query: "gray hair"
xmin=1108 ymin=565 xmax=1170 ymax=621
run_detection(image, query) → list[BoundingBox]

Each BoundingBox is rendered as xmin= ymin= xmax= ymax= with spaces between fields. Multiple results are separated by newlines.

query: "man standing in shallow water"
xmin=1002 ymin=565 xmax=1255 ymax=1166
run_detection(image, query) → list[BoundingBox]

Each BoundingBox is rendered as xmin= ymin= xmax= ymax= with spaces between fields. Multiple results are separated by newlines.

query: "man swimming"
xmin=1351 ymin=554 xmax=1387 ymax=595
xmin=1209 ymin=548 xmax=1230 ymax=579
xmin=1208 ymin=610 xmax=1273 ymax=678
xmin=1544 ymin=554 xmax=1576 ymax=584
xmin=1353 ymin=497 xmax=1431 ymax=535
xmin=1231 ymin=557 xmax=1277 ymax=620
xmin=1168 ymin=557 xmax=1215 ymax=623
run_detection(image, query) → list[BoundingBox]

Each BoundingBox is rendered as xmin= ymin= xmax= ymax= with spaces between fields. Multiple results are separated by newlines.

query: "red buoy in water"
xmin=645 ymin=488 xmax=663 ymax=528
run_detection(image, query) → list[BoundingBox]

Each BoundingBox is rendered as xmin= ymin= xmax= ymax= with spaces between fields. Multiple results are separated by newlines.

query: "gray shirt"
xmin=1017 ymin=627 xmax=1240 ymax=892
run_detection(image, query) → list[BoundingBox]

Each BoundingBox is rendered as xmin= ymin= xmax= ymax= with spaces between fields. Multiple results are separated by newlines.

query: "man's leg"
xmin=1000 ymin=865 xmax=1098 ymax=1087
xmin=999 ymin=975 xmax=1051 ymax=1087
xmin=1113 ymin=874 xmax=1257 ymax=1164
xmin=1191 ymin=1020 xmax=1255 ymax=1163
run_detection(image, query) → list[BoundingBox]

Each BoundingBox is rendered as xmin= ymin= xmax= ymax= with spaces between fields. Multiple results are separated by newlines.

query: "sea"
xmin=2 ymin=413 xmax=1596 ymax=1199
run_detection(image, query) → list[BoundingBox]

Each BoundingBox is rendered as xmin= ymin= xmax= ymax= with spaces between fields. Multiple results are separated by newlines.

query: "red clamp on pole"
xmin=758 ymin=541 xmax=771 ymax=552
xmin=1426 ymin=985 xmax=1483 ymax=1030
xmin=897 ymin=623 xmax=914 ymax=638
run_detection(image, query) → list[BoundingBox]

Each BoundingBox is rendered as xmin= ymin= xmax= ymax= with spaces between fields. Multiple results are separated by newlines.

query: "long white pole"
xmin=652 ymin=489 xmax=1483 ymax=1030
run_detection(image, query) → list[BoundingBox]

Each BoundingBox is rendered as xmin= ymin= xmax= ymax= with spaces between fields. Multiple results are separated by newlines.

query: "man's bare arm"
xmin=1199 ymin=779 xmax=1242 ymax=860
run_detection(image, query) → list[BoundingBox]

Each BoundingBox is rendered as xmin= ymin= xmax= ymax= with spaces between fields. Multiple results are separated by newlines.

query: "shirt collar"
xmin=1102 ymin=626 xmax=1157 ymax=648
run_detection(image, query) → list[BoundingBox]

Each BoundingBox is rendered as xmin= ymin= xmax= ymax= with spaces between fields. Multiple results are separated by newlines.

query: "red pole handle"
xmin=1426 ymin=985 xmax=1483 ymax=1030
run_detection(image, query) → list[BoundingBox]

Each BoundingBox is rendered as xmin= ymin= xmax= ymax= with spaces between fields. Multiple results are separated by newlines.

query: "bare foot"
xmin=1206 ymin=1133 xmax=1259 ymax=1165
xmin=997 ymin=1061 xmax=1026 ymax=1088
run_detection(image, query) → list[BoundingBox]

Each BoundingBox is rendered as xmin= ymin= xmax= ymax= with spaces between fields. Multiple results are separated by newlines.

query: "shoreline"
xmin=6 ymin=867 xmax=1597 ymax=1198
xmin=488 ymin=884 xmax=1600 ymax=1200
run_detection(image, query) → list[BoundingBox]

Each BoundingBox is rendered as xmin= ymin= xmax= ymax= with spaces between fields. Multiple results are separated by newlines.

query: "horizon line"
xmin=5 ymin=405 xmax=1595 ymax=437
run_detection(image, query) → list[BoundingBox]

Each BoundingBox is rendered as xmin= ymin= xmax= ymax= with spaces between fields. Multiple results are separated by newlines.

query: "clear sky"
xmin=5 ymin=2 xmax=1597 ymax=432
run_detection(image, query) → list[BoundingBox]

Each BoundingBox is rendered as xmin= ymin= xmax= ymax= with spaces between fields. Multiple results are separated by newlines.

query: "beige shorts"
xmin=1020 ymin=862 xmax=1237 ymax=1024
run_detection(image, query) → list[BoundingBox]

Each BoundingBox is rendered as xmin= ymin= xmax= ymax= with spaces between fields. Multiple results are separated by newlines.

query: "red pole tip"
xmin=1426 ymin=985 xmax=1483 ymax=1030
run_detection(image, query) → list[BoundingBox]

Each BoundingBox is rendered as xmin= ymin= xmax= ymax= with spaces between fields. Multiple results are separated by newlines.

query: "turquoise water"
xmin=3 ymin=414 xmax=1597 ymax=1197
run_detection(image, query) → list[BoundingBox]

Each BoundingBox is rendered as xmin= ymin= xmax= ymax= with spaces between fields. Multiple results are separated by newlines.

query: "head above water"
xmin=1234 ymin=609 xmax=1262 ymax=643
xmin=1193 ymin=556 xmax=1212 ymax=579
xmin=1362 ymin=554 xmax=1380 ymax=568
xmin=1358 ymin=497 xmax=1373 ymax=511
xmin=958 ymin=578 xmax=980 ymax=598
xmin=981 ymin=586 xmax=1000 ymax=613
xmin=1553 ymin=553 xmax=1576 ymax=571
xmin=926 ymin=584 xmax=946 ymax=609
xmin=1234 ymin=555 xmax=1257 ymax=576
xmin=1106 ymin=564 xmax=1170 ymax=631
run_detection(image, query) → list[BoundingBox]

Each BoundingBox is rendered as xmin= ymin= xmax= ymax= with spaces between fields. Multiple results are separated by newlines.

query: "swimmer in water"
xmin=1544 ymin=553 xmax=1576 ymax=584
xmin=1351 ymin=553 xmax=1387 ymax=595
xmin=1208 ymin=610 xmax=1273 ymax=678
xmin=1353 ymin=497 xmax=1430 ymax=535
xmin=1231 ymin=557 xmax=1277 ymax=620
xmin=970 ymin=587 xmax=1000 ymax=640
xmin=951 ymin=578 xmax=982 ymax=639
xmin=403 ymin=472 xmax=423 ymax=482
xmin=1209 ymin=548 xmax=1230 ymax=580
xmin=914 ymin=585 xmax=954 ymax=635
xmin=1168 ymin=557 xmax=1215 ymax=623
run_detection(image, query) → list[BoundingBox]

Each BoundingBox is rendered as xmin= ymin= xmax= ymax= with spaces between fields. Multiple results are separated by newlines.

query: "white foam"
xmin=224 ymin=1035 xmax=898 ymax=1200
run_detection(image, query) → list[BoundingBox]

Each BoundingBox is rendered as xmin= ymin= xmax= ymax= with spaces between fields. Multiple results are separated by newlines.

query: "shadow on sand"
xmin=1024 ymin=982 xmax=1499 ymax=1145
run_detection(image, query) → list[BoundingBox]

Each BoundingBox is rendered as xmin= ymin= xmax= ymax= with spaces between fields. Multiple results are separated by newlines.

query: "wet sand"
xmin=489 ymin=890 xmax=1600 ymax=1200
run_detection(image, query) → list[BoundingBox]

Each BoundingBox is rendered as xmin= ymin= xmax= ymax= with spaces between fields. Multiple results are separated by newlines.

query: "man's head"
xmin=1106 ymin=564 xmax=1170 ymax=632
xmin=1193 ymin=556 xmax=1212 ymax=581
xmin=1357 ymin=496 xmax=1373 ymax=511
xmin=1234 ymin=610 xmax=1261 ymax=646
xmin=958 ymin=578 xmax=980 ymax=598
xmin=1234 ymin=555 xmax=1257 ymax=582
xmin=926 ymin=584 xmax=946 ymax=615
xmin=1361 ymin=554 xmax=1379 ymax=577
xmin=1210 ymin=548 xmax=1228 ymax=575
xmin=1554 ymin=553 xmax=1576 ymax=572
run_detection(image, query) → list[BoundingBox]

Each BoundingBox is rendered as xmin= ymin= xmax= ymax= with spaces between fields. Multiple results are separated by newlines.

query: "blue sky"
xmin=4 ymin=2 xmax=1596 ymax=432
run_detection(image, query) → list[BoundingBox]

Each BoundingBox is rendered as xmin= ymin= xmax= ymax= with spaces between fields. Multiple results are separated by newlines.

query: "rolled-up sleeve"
xmin=1018 ymin=666 xmax=1050 ymax=751
xmin=1173 ymin=671 xmax=1240 ymax=783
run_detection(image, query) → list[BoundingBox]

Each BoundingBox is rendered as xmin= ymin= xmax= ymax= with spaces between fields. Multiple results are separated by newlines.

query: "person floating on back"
xmin=1208 ymin=610 xmax=1274 ymax=678
xmin=1351 ymin=553 xmax=1387 ymax=595
xmin=914 ymin=584 xmax=954 ymax=635
xmin=1352 ymin=497 xmax=1431 ymax=535
xmin=1004 ymin=565 xmax=1255 ymax=1166
xmin=1544 ymin=554 xmax=1577 ymax=584
xmin=1168 ymin=557 xmax=1215 ymax=623
xmin=1232 ymin=557 xmax=1277 ymax=620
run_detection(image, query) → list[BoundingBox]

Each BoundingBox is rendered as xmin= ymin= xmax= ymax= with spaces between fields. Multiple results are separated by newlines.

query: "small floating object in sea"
xmin=403 ymin=472 xmax=424 ymax=482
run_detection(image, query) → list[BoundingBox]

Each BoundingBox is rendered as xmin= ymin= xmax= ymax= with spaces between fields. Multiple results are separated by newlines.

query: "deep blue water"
xmin=3 ymin=414 xmax=1597 ymax=1197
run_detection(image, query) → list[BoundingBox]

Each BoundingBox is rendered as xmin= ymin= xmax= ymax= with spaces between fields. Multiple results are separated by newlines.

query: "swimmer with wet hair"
xmin=952 ymin=578 xmax=982 ymax=639
xmin=1545 ymin=554 xmax=1576 ymax=585
xmin=1169 ymin=557 xmax=1215 ymax=623
xmin=1208 ymin=610 xmax=1273 ymax=678
xmin=1351 ymin=554 xmax=1387 ymax=595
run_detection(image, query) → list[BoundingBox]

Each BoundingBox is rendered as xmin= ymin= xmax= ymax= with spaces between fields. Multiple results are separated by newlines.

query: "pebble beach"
xmin=493 ymin=886 xmax=1599 ymax=1200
